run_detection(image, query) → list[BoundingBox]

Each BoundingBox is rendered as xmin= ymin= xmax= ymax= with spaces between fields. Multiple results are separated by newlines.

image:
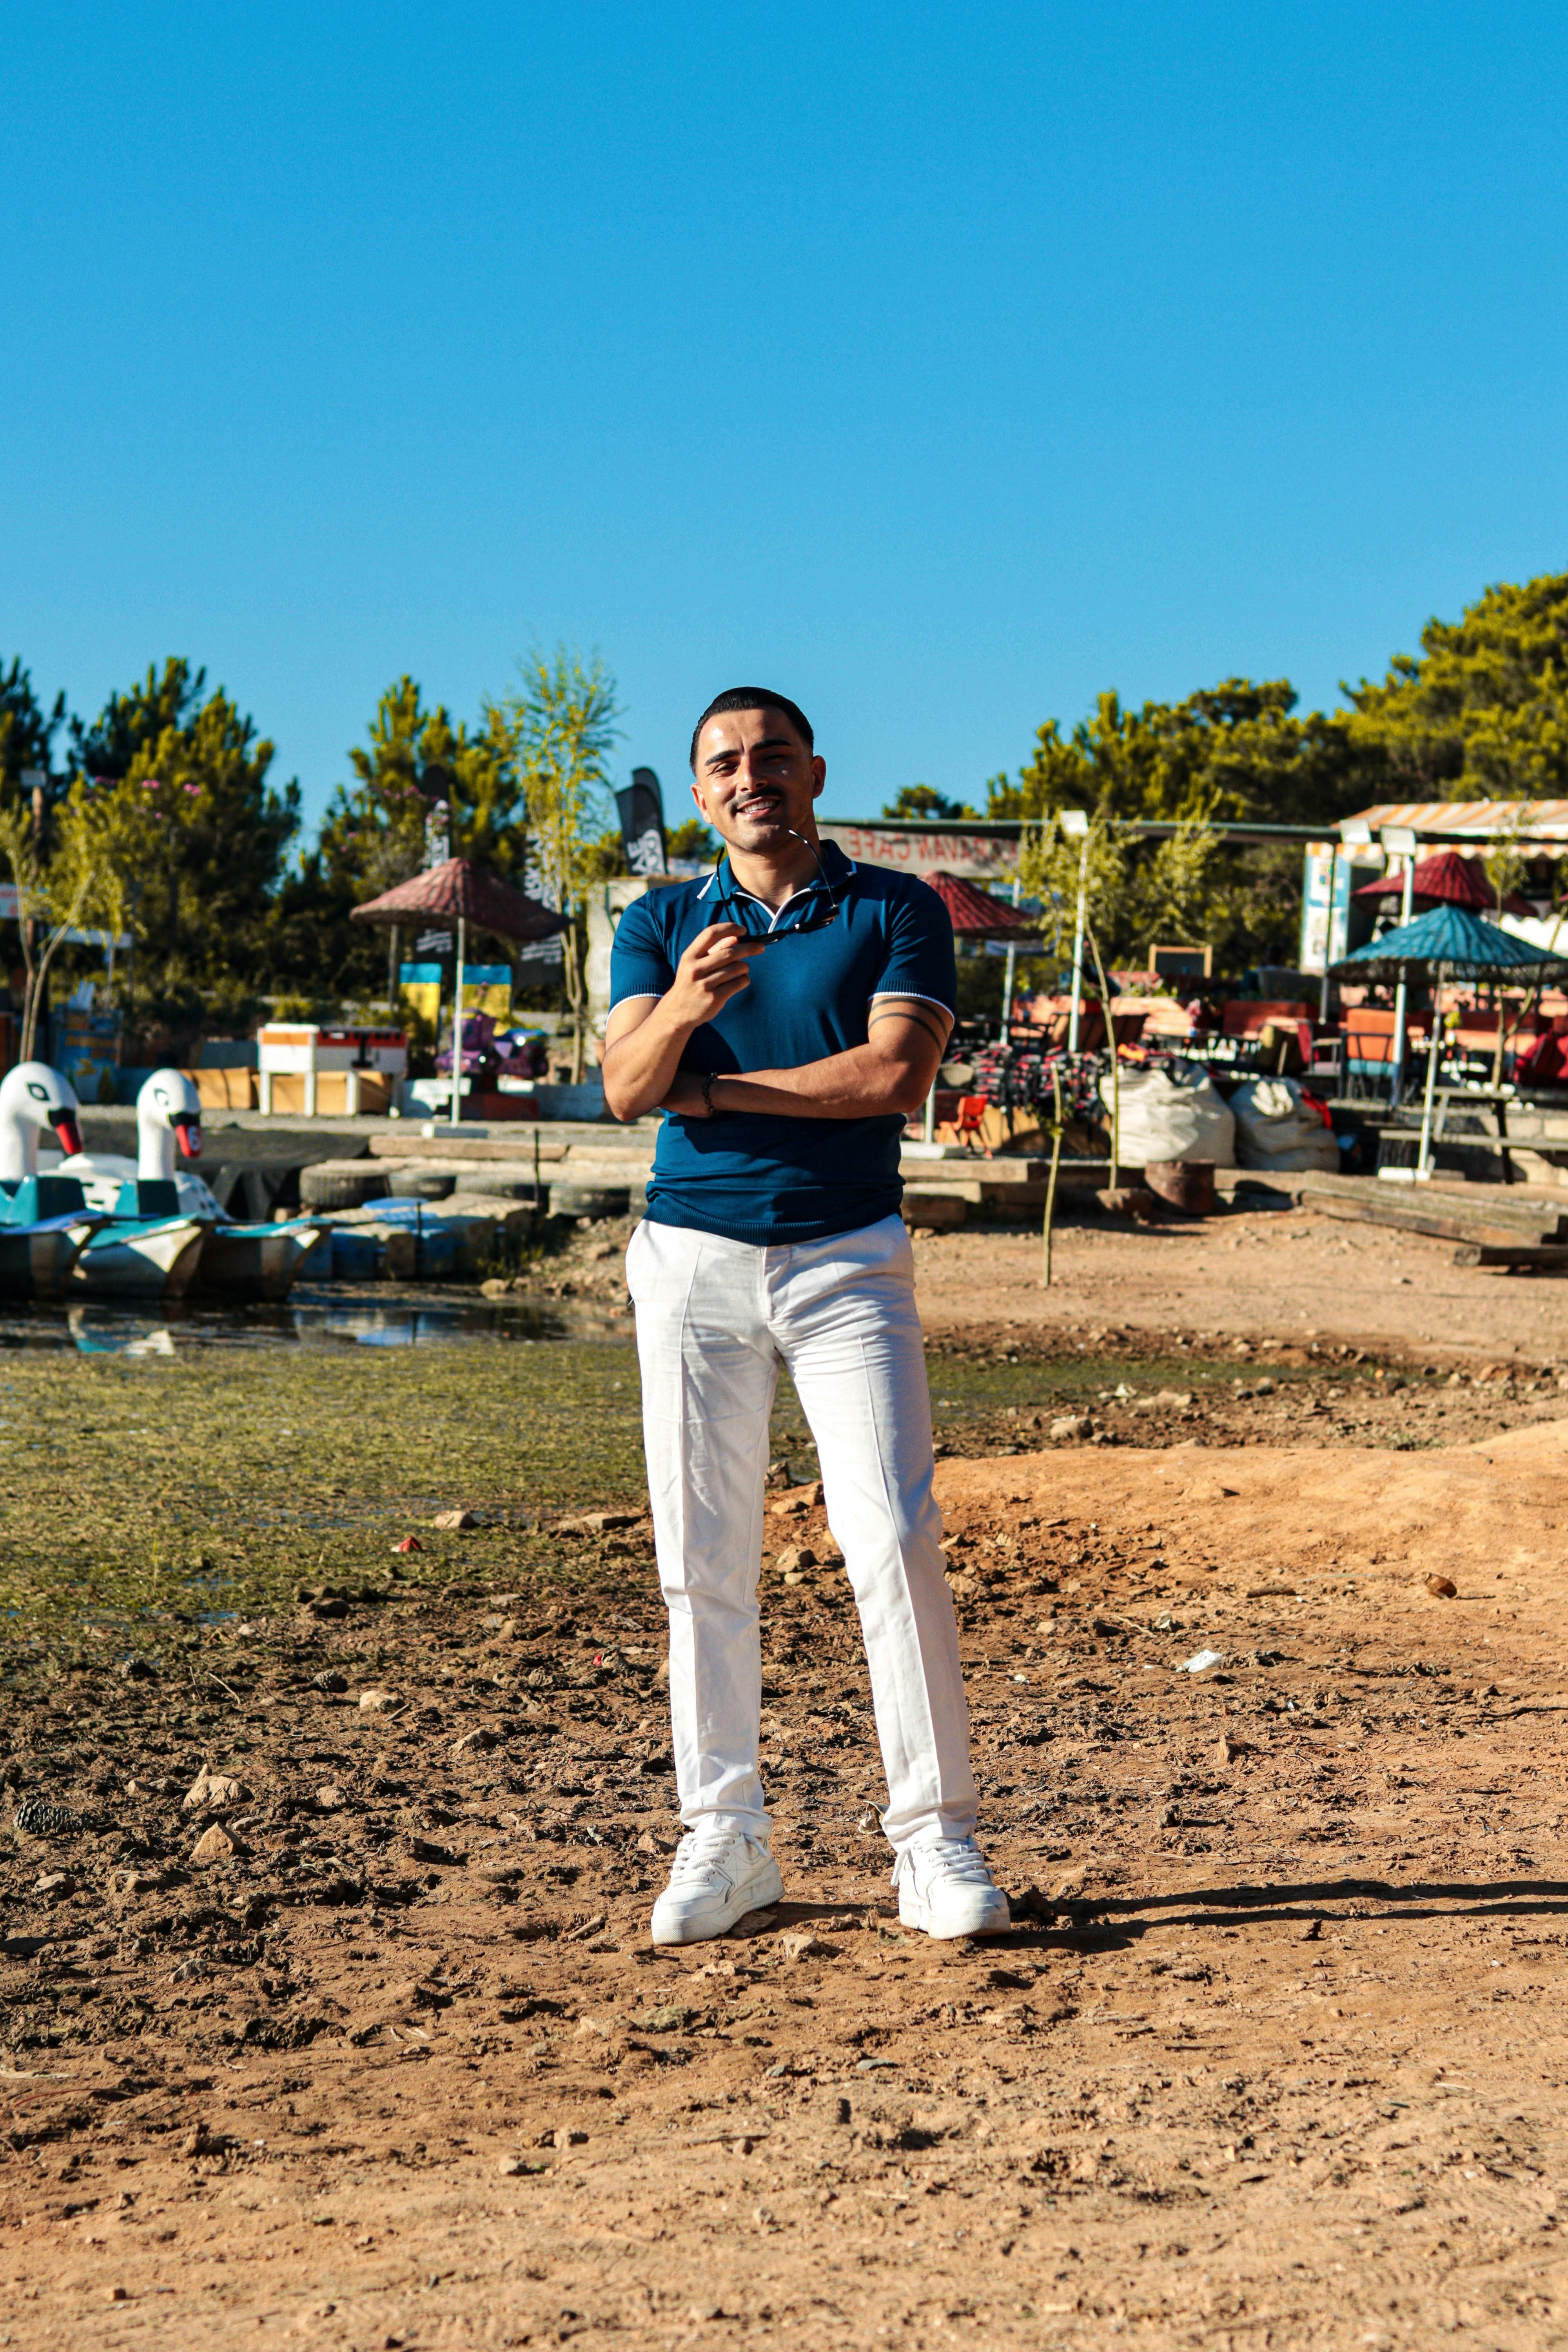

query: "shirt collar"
xmin=813 ymin=838 xmax=856 ymax=893
xmin=697 ymin=838 xmax=855 ymax=915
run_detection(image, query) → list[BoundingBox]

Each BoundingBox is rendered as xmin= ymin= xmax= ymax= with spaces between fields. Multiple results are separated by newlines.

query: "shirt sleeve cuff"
xmin=868 ymin=989 xmax=956 ymax=1015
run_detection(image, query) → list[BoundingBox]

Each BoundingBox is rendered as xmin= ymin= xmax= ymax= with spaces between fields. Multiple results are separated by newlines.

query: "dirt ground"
xmin=4 ymin=1207 xmax=1568 ymax=2349
xmin=908 ymin=1203 xmax=1568 ymax=1361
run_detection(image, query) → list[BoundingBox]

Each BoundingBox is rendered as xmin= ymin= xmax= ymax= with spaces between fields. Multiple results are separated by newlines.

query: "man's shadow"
xmin=1011 ymin=1870 xmax=1568 ymax=1948
xmin=722 ymin=1872 xmax=1568 ymax=1951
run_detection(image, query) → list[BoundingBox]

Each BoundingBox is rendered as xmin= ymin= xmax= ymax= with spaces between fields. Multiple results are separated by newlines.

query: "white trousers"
xmin=626 ymin=1212 xmax=978 ymax=1854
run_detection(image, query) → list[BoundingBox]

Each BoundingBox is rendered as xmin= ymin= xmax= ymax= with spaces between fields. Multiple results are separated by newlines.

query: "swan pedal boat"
xmin=0 ymin=1063 xmax=205 ymax=1299
xmin=0 ymin=1067 xmax=112 ymax=1298
xmin=59 ymin=1070 xmax=322 ymax=1303
xmin=0 ymin=1177 xmax=108 ymax=1299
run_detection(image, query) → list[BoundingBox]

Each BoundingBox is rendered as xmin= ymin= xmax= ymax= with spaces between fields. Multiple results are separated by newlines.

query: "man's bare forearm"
xmin=710 ymin=1011 xmax=947 ymax=1122
xmin=709 ymin=1054 xmax=918 ymax=1118
xmin=603 ymin=923 xmax=767 ymax=1120
xmin=602 ymin=1002 xmax=699 ymax=1120
xmin=610 ymin=993 xmax=949 ymax=1124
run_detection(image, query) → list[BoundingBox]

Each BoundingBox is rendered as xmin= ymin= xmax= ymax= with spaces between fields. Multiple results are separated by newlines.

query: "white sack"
xmin=1229 ymin=1076 xmax=1339 ymax=1172
xmin=1101 ymin=1065 xmax=1236 ymax=1168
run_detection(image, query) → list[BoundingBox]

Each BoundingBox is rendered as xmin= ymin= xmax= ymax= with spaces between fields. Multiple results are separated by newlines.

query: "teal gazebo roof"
xmin=1331 ymin=902 xmax=1568 ymax=983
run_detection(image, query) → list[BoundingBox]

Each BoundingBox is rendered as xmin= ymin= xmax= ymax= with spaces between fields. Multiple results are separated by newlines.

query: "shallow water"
xmin=0 ymin=1286 xmax=629 ymax=1356
xmin=0 ymin=1293 xmax=1260 ymax=1655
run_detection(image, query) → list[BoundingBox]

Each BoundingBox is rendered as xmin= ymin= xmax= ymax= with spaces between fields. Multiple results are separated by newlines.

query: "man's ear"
xmin=810 ymin=756 xmax=827 ymax=799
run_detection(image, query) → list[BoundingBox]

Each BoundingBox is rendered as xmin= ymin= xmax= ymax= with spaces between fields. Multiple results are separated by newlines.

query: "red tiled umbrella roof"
xmin=921 ymin=870 xmax=1032 ymax=936
xmin=1352 ymin=848 xmax=1535 ymax=917
xmin=350 ymin=857 xmax=570 ymax=944
xmin=1354 ymin=849 xmax=1494 ymax=909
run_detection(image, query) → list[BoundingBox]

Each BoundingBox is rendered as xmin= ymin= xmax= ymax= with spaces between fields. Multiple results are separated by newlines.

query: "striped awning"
xmin=1340 ymin=802 xmax=1568 ymax=846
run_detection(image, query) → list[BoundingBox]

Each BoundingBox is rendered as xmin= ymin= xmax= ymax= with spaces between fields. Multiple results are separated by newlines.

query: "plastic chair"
xmin=953 ymin=1095 xmax=993 ymax=1156
xmin=1306 ymin=1033 xmax=1344 ymax=1089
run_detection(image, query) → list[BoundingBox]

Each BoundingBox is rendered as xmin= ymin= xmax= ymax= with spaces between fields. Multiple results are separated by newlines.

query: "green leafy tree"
xmin=883 ymin=783 xmax=976 ymax=820
xmin=1344 ymin=573 xmax=1568 ymax=797
xmin=0 ymin=660 xmax=70 ymax=1038
xmin=69 ymin=661 xmax=300 ymax=1033
xmin=489 ymin=648 xmax=622 ymax=1078
xmin=296 ymin=679 xmax=522 ymax=1001
xmin=995 ymin=679 xmax=1380 ymax=968
xmin=0 ymin=782 xmax=129 ymax=1058
xmin=0 ymin=659 xmax=66 ymax=809
xmin=1483 ymin=808 xmax=1532 ymax=914
xmin=1126 ymin=817 xmax=1224 ymax=956
xmin=581 ymin=827 xmax=630 ymax=885
xmin=666 ymin=815 xmax=720 ymax=863
xmin=991 ymin=681 xmax=1370 ymax=831
xmin=69 ymin=659 xmax=196 ymax=785
xmin=1016 ymin=812 xmax=1129 ymax=964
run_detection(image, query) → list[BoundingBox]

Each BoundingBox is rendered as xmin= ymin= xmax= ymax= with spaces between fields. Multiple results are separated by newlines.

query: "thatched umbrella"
xmin=352 ymin=858 xmax=569 ymax=1127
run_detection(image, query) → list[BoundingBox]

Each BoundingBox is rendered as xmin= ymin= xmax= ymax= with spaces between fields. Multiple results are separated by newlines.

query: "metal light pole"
xmin=450 ymin=913 xmax=466 ymax=1129
xmin=1383 ymin=826 xmax=1419 ymax=1106
xmin=1416 ymin=959 xmax=1447 ymax=1180
xmin=998 ymin=873 xmax=1023 ymax=1045
xmin=1060 ymin=810 xmax=1090 ymax=1052
xmin=1316 ymin=842 xmax=1338 ymax=1023
xmin=1331 ymin=818 xmax=1374 ymax=1065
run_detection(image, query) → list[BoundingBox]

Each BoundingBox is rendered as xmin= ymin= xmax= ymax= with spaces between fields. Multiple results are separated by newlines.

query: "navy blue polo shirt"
xmin=609 ymin=843 xmax=956 ymax=1245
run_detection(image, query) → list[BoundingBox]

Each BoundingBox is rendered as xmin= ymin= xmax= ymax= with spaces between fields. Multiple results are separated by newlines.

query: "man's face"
xmin=690 ymin=707 xmax=826 ymax=853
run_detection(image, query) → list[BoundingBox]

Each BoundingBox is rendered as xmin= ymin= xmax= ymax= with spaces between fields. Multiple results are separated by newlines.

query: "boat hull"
xmin=197 ymin=1223 xmax=321 ymax=1302
xmin=0 ymin=1223 xmax=90 ymax=1300
xmin=73 ymin=1220 xmax=208 ymax=1299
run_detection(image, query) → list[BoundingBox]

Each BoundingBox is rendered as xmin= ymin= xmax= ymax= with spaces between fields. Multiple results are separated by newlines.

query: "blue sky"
xmin=6 ymin=2 xmax=1568 ymax=838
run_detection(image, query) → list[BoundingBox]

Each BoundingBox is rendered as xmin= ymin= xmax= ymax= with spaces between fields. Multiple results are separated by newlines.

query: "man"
xmin=603 ymin=687 xmax=1008 ymax=1946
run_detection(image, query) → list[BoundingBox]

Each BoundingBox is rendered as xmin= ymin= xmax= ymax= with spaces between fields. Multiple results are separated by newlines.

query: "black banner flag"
xmin=615 ymin=768 xmax=666 ymax=877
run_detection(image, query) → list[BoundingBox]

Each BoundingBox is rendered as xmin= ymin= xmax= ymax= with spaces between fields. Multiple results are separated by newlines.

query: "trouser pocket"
xmin=624 ymin=1215 xmax=654 ymax=1299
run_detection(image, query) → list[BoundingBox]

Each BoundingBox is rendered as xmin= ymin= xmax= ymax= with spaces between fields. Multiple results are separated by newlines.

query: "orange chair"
xmin=954 ymin=1094 xmax=993 ymax=1156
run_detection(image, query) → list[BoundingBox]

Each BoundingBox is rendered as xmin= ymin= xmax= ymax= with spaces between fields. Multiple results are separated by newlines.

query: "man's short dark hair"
xmin=689 ymin=687 xmax=814 ymax=772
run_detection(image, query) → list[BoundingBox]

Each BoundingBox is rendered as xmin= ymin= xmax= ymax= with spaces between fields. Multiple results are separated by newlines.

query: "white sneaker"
xmin=650 ymin=1829 xmax=784 ymax=1946
xmin=894 ymin=1836 xmax=1011 ymax=1940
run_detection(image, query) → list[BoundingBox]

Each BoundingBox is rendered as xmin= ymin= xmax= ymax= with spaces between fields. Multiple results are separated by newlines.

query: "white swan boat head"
xmin=60 ymin=1067 xmax=227 ymax=1220
xmin=139 ymin=1068 xmax=203 ymax=1175
xmin=0 ymin=1062 xmax=84 ymax=1183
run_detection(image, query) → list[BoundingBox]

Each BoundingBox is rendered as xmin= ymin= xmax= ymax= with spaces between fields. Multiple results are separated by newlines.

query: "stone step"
xmin=366 ymin=1122 xmax=659 ymax=1161
xmin=1297 ymin=1171 xmax=1568 ymax=1247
